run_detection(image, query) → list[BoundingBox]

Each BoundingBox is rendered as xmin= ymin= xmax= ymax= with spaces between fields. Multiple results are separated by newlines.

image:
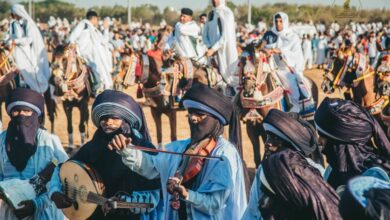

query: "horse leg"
xmin=151 ymin=107 xmax=163 ymax=148
xmin=63 ymin=101 xmax=75 ymax=148
xmin=167 ymin=109 xmax=177 ymax=142
xmin=246 ymin=122 xmax=262 ymax=168
xmin=78 ymin=95 xmax=89 ymax=145
xmin=44 ymin=87 xmax=56 ymax=133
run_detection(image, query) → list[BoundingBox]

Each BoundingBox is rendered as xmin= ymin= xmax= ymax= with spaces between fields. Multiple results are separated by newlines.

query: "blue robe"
xmin=118 ymin=136 xmax=247 ymax=220
xmin=0 ymin=129 xmax=68 ymax=220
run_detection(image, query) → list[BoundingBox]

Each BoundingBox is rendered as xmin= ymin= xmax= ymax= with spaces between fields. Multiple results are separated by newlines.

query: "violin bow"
xmin=126 ymin=144 xmax=224 ymax=161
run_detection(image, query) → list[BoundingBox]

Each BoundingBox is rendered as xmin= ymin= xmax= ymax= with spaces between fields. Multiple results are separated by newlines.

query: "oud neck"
xmin=86 ymin=192 xmax=107 ymax=206
xmin=86 ymin=192 xmax=153 ymax=209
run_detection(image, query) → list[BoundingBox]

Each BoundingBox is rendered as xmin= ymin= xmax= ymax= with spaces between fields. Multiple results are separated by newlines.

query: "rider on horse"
xmin=262 ymin=12 xmax=313 ymax=113
xmin=3 ymin=4 xmax=50 ymax=94
xmin=68 ymin=11 xmax=113 ymax=94
xmin=164 ymin=8 xmax=206 ymax=63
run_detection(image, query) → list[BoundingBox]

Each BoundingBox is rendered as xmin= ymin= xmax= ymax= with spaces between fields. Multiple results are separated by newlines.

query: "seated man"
xmin=243 ymin=109 xmax=327 ymax=220
xmin=109 ymin=83 xmax=247 ymax=220
xmin=49 ymin=90 xmax=161 ymax=220
xmin=0 ymin=88 xmax=68 ymax=219
xmin=314 ymin=97 xmax=390 ymax=189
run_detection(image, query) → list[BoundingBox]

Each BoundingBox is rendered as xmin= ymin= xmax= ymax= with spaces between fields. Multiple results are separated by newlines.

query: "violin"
xmin=170 ymin=137 xmax=217 ymax=210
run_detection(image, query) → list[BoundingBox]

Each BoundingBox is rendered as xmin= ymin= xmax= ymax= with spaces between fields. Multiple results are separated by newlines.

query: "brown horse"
xmin=140 ymin=49 xmax=220 ymax=146
xmin=0 ymin=46 xmax=17 ymax=127
xmin=0 ymin=46 xmax=57 ymax=132
xmin=322 ymin=50 xmax=388 ymax=132
xmin=236 ymin=46 xmax=319 ymax=167
xmin=50 ymin=45 xmax=92 ymax=148
xmin=112 ymin=51 xmax=139 ymax=91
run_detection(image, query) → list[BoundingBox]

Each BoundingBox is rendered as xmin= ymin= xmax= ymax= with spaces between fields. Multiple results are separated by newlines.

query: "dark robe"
xmin=71 ymin=128 xmax=160 ymax=220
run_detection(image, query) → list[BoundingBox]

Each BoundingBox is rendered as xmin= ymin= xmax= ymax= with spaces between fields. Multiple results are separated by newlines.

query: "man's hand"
xmin=163 ymin=49 xmax=172 ymax=60
xmin=205 ymin=48 xmax=215 ymax=57
xmin=51 ymin=192 xmax=73 ymax=209
xmin=167 ymin=177 xmax=189 ymax=199
xmin=14 ymin=200 xmax=35 ymax=219
xmin=107 ymin=134 xmax=131 ymax=151
xmin=272 ymin=48 xmax=281 ymax=54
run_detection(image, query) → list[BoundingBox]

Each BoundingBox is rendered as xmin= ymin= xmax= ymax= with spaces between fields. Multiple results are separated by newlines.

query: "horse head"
xmin=376 ymin=55 xmax=390 ymax=97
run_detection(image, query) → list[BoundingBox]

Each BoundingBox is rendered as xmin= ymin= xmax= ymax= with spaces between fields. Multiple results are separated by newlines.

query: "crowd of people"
xmin=0 ymin=0 xmax=389 ymax=219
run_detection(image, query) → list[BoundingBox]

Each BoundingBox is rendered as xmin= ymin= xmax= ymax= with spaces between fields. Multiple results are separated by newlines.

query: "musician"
xmin=314 ymin=97 xmax=390 ymax=189
xmin=164 ymin=8 xmax=206 ymax=62
xmin=262 ymin=12 xmax=312 ymax=113
xmin=203 ymin=0 xmax=240 ymax=91
xmin=49 ymin=90 xmax=161 ymax=220
xmin=242 ymin=109 xmax=331 ymax=220
xmin=68 ymin=10 xmax=113 ymax=93
xmin=3 ymin=4 xmax=50 ymax=94
xmin=110 ymin=83 xmax=247 ymax=220
xmin=0 ymin=88 xmax=68 ymax=219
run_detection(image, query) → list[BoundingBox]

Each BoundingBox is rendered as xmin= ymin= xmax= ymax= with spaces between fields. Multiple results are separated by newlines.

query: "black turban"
xmin=181 ymin=83 xmax=242 ymax=154
xmin=6 ymin=88 xmax=45 ymax=124
xmin=92 ymin=90 xmax=151 ymax=141
xmin=263 ymin=109 xmax=319 ymax=157
xmin=339 ymin=175 xmax=390 ymax=220
xmin=181 ymin=8 xmax=193 ymax=16
xmin=260 ymin=149 xmax=342 ymax=220
xmin=315 ymin=97 xmax=390 ymax=188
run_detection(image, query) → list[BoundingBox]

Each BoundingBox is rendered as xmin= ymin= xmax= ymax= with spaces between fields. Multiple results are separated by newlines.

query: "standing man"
xmin=203 ymin=0 xmax=239 ymax=94
xmin=3 ymin=4 xmax=50 ymax=94
xmin=0 ymin=88 xmax=68 ymax=219
xmin=164 ymin=8 xmax=206 ymax=62
xmin=68 ymin=11 xmax=113 ymax=93
xmin=198 ymin=13 xmax=207 ymax=35
xmin=109 ymin=83 xmax=247 ymax=220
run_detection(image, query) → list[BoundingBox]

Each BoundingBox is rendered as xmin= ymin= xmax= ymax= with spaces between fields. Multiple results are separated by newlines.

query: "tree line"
xmin=1 ymin=0 xmax=389 ymax=27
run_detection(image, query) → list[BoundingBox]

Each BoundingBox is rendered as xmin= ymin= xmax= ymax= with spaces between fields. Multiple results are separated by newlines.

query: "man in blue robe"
xmin=0 ymin=88 xmax=68 ymax=219
xmin=109 ymin=83 xmax=247 ymax=220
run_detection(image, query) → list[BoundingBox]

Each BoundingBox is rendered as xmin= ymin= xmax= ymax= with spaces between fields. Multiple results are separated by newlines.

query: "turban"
xmin=6 ymin=88 xmax=44 ymax=117
xmin=315 ymin=97 xmax=390 ymax=155
xmin=181 ymin=82 xmax=244 ymax=160
xmin=260 ymin=149 xmax=342 ymax=220
xmin=339 ymin=172 xmax=390 ymax=220
xmin=263 ymin=109 xmax=319 ymax=157
xmin=315 ymin=97 xmax=390 ymax=188
xmin=181 ymin=8 xmax=193 ymax=16
xmin=92 ymin=90 xmax=150 ymax=141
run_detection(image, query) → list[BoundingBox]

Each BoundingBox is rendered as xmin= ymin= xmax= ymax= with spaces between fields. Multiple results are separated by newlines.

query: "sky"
xmin=10 ymin=0 xmax=390 ymax=10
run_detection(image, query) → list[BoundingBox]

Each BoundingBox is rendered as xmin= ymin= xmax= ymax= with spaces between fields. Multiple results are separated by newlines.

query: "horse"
xmin=50 ymin=45 xmax=92 ymax=148
xmin=321 ymin=49 xmax=388 ymax=132
xmin=112 ymin=51 xmax=139 ymax=91
xmin=376 ymin=53 xmax=390 ymax=136
xmin=235 ymin=44 xmax=319 ymax=167
xmin=0 ymin=46 xmax=16 ymax=128
xmin=0 ymin=45 xmax=56 ymax=132
xmin=140 ymin=49 xmax=221 ymax=146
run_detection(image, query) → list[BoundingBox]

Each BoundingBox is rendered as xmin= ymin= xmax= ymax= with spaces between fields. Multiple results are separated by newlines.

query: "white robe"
xmin=68 ymin=19 xmax=113 ymax=90
xmin=203 ymin=0 xmax=239 ymax=87
xmin=117 ymin=137 xmax=247 ymax=220
xmin=5 ymin=4 xmax=50 ymax=94
xmin=271 ymin=12 xmax=312 ymax=113
xmin=165 ymin=21 xmax=206 ymax=62
xmin=302 ymin=39 xmax=313 ymax=69
xmin=316 ymin=37 xmax=327 ymax=65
